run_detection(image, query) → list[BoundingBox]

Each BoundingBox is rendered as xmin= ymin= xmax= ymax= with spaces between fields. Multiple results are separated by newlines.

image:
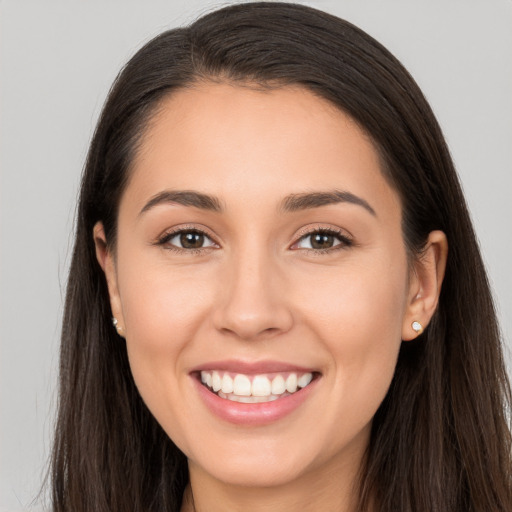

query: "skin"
xmin=94 ymin=83 xmax=447 ymax=512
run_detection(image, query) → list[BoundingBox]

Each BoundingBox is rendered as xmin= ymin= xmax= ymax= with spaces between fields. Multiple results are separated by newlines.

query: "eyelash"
xmin=155 ymin=226 xmax=218 ymax=255
xmin=155 ymin=226 xmax=353 ymax=254
xmin=292 ymin=227 xmax=353 ymax=254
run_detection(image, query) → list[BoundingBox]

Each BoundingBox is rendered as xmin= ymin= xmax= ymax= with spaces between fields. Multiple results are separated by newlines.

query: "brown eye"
xmin=293 ymin=229 xmax=351 ymax=251
xmin=310 ymin=233 xmax=336 ymax=249
xmin=160 ymin=229 xmax=217 ymax=250
xmin=180 ymin=231 xmax=205 ymax=249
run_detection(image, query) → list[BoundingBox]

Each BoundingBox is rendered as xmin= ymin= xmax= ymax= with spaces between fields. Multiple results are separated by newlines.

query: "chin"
xmin=193 ymin=449 xmax=316 ymax=488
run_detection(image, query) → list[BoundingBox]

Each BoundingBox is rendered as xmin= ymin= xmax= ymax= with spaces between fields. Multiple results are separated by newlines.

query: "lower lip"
xmin=192 ymin=376 xmax=319 ymax=426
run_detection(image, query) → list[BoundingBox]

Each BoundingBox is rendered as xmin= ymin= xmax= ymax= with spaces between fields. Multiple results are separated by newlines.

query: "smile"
xmin=200 ymin=371 xmax=314 ymax=403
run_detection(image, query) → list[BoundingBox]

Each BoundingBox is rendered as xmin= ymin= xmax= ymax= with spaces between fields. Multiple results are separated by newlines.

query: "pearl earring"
xmin=412 ymin=321 xmax=423 ymax=335
xmin=112 ymin=317 xmax=124 ymax=336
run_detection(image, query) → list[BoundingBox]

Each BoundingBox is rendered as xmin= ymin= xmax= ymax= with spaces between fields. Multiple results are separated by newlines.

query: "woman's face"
xmin=97 ymin=83 xmax=430 ymax=489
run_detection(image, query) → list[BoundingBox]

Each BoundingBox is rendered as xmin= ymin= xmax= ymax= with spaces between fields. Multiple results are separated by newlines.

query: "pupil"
xmin=311 ymin=233 xmax=333 ymax=249
xmin=180 ymin=232 xmax=204 ymax=249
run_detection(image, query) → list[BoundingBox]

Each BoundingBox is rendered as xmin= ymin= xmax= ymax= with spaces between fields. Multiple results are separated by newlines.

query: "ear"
xmin=402 ymin=230 xmax=448 ymax=341
xmin=93 ymin=222 xmax=125 ymax=337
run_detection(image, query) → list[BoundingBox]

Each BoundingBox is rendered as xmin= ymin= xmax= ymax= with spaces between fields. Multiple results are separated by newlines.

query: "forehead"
xmin=123 ymin=82 xmax=400 ymax=221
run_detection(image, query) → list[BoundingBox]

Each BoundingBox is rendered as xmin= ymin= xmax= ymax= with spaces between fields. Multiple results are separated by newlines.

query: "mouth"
xmin=198 ymin=370 xmax=317 ymax=404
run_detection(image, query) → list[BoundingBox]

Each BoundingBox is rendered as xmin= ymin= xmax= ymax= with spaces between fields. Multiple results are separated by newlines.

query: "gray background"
xmin=1 ymin=1 xmax=510 ymax=510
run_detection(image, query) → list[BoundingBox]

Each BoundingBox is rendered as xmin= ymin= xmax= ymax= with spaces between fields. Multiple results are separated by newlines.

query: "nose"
xmin=212 ymin=248 xmax=294 ymax=341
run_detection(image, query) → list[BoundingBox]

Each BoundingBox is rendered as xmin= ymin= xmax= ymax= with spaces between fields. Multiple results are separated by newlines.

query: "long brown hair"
xmin=50 ymin=3 xmax=512 ymax=511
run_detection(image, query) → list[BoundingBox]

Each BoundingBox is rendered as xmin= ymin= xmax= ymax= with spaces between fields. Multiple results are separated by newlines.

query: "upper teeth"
xmin=201 ymin=371 xmax=313 ymax=397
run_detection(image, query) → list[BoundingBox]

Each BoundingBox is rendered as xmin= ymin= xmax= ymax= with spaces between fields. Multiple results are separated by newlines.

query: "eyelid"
xmin=290 ymin=224 xmax=353 ymax=251
xmin=153 ymin=223 xmax=352 ymax=253
xmin=154 ymin=224 xmax=220 ymax=250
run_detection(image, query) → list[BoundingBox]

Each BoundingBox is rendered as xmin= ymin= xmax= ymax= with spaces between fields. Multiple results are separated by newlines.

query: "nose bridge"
xmin=214 ymin=239 xmax=292 ymax=340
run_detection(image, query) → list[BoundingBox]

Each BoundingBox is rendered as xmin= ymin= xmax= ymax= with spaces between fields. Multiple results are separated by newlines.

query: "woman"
xmin=50 ymin=2 xmax=511 ymax=511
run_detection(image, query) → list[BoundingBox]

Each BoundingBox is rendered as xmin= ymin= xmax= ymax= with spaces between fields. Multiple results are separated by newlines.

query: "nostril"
xmin=219 ymin=324 xmax=285 ymax=341
xmin=213 ymin=299 xmax=294 ymax=341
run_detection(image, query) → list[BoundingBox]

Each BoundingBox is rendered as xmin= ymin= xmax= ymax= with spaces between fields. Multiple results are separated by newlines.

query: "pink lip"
xmin=191 ymin=359 xmax=317 ymax=374
xmin=191 ymin=363 xmax=320 ymax=426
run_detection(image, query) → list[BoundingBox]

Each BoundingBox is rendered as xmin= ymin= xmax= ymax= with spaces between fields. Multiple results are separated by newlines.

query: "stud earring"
xmin=112 ymin=317 xmax=124 ymax=337
xmin=412 ymin=321 xmax=423 ymax=335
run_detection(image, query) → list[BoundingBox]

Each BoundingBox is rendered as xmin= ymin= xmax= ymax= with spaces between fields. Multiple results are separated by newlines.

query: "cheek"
xmin=295 ymin=257 xmax=407 ymax=409
xmin=120 ymin=258 xmax=214 ymax=342
xmin=298 ymin=256 xmax=407 ymax=336
xmin=117 ymin=257 xmax=215 ymax=404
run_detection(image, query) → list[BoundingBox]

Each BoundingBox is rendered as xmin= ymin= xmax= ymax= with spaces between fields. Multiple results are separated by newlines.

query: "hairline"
xmin=109 ymin=76 xmax=415 ymax=265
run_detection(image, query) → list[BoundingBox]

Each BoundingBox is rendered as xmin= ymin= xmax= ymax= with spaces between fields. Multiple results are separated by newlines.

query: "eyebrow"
xmin=139 ymin=188 xmax=376 ymax=217
xmin=139 ymin=190 xmax=223 ymax=216
xmin=280 ymin=190 xmax=376 ymax=216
